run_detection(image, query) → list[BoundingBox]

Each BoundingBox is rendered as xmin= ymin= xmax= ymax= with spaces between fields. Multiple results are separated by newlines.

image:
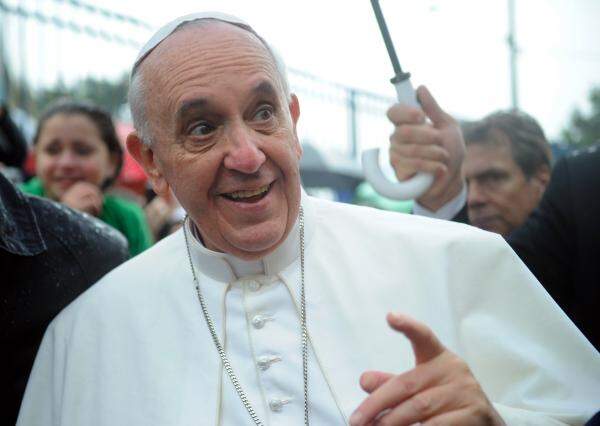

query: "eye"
xmin=73 ymin=144 xmax=95 ymax=156
xmin=253 ymin=105 xmax=274 ymax=122
xmin=478 ymin=171 xmax=508 ymax=189
xmin=190 ymin=122 xmax=216 ymax=137
xmin=44 ymin=144 xmax=61 ymax=155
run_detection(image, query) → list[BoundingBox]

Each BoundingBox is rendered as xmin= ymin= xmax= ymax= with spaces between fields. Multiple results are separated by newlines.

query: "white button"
xmin=251 ymin=314 xmax=272 ymax=329
xmin=257 ymin=355 xmax=282 ymax=371
xmin=269 ymin=398 xmax=291 ymax=412
xmin=248 ymin=281 xmax=261 ymax=291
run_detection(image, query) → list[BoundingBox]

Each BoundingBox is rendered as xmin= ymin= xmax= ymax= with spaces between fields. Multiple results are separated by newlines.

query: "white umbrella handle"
xmin=361 ymin=79 xmax=434 ymax=200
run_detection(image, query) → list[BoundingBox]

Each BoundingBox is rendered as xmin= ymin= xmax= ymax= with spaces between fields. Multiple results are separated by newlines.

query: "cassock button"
xmin=257 ymin=355 xmax=282 ymax=371
xmin=269 ymin=397 xmax=291 ymax=412
xmin=252 ymin=314 xmax=270 ymax=329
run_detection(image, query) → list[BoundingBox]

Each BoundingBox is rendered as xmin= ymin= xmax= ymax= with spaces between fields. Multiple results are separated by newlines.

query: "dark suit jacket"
xmin=0 ymin=174 xmax=130 ymax=424
xmin=508 ymin=147 xmax=600 ymax=352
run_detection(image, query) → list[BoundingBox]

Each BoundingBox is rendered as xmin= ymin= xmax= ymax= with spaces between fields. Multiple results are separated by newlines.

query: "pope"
xmin=17 ymin=12 xmax=599 ymax=426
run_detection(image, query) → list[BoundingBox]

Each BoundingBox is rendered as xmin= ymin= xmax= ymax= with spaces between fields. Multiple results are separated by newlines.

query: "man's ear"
xmin=126 ymin=131 xmax=170 ymax=197
xmin=289 ymin=94 xmax=303 ymax=158
xmin=532 ymin=164 xmax=551 ymax=195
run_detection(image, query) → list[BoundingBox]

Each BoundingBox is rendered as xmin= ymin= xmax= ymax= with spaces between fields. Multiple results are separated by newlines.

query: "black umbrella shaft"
xmin=370 ymin=0 xmax=407 ymax=80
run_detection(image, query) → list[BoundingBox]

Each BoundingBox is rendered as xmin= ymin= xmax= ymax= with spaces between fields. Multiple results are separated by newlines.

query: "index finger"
xmin=387 ymin=312 xmax=445 ymax=365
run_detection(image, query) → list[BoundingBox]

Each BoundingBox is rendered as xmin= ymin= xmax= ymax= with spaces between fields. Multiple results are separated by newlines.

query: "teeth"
xmin=227 ymin=184 xmax=270 ymax=200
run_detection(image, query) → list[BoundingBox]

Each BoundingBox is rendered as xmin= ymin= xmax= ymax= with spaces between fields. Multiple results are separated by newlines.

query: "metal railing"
xmin=0 ymin=0 xmax=396 ymax=161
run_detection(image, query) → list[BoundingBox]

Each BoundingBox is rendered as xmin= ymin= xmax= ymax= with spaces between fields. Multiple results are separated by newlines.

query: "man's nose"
xmin=467 ymin=181 xmax=487 ymax=208
xmin=223 ymin=124 xmax=266 ymax=174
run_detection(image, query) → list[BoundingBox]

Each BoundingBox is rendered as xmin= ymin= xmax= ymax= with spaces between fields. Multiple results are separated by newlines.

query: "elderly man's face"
xmin=131 ymin=22 xmax=302 ymax=259
xmin=464 ymin=140 xmax=548 ymax=237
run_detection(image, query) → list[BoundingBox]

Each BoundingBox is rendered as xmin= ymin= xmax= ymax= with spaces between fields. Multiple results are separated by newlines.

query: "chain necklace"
xmin=183 ymin=207 xmax=309 ymax=426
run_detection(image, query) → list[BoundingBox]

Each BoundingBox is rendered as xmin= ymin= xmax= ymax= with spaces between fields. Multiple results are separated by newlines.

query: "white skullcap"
xmin=131 ymin=11 xmax=251 ymax=77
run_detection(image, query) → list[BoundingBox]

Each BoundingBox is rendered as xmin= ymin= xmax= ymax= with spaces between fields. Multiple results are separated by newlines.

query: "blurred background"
xmin=1 ymin=0 xmax=599 ymax=207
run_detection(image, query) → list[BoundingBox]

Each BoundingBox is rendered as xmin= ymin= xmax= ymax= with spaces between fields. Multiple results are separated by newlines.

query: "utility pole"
xmin=0 ymin=4 xmax=7 ymax=104
xmin=507 ymin=0 xmax=519 ymax=110
xmin=348 ymin=88 xmax=358 ymax=159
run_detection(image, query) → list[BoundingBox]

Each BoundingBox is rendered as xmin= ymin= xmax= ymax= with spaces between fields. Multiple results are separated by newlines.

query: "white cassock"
xmin=17 ymin=192 xmax=600 ymax=426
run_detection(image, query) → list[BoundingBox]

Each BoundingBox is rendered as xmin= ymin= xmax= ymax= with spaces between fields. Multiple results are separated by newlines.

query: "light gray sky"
xmin=3 ymin=0 xmax=600 ymax=150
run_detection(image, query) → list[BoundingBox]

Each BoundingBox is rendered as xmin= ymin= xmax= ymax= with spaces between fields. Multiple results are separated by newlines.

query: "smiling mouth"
xmin=221 ymin=183 xmax=272 ymax=203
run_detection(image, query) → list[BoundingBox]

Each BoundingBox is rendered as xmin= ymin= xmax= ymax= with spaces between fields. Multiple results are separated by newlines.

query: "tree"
xmin=562 ymin=86 xmax=600 ymax=148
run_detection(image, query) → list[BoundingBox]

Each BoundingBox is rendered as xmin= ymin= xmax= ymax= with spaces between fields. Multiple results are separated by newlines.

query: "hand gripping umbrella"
xmin=361 ymin=0 xmax=434 ymax=200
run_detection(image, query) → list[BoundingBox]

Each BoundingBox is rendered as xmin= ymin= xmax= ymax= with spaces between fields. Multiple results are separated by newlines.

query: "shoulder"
xmin=306 ymin=196 xmax=511 ymax=273
xmin=62 ymin=229 xmax=182 ymax=304
xmin=310 ymin=196 xmax=491 ymax=246
xmin=555 ymin=145 xmax=600 ymax=181
xmin=544 ymin=146 xmax=600 ymax=210
xmin=27 ymin=194 xmax=130 ymax=278
xmin=47 ymin=229 xmax=185 ymax=335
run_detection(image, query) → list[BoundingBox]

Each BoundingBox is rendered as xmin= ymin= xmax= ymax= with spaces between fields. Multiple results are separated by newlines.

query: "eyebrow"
xmin=176 ymin=98 xmax=208 ymax=124
xmin=470 ymin=168 xmax=510 ymax=181
xmin=174 ymin=80 xmax=281 ymax=126
xmin=252 ymin=80 xmax=279 ymax=100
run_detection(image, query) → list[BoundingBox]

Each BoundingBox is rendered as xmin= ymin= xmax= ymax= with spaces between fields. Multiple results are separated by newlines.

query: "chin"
xmin=228 ymin=227 xmax=287 ymax=259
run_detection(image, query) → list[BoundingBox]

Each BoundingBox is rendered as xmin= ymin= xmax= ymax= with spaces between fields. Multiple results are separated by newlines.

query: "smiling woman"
xmin=20 ymin=99 xmax=153 ymax=257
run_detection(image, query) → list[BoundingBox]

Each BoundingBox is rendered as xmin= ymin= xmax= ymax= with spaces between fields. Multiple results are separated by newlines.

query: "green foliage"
xmin=8 ymin=74 xmax=129 ymax=118
xmin=562 ymin=86 xmax=600 ymax=147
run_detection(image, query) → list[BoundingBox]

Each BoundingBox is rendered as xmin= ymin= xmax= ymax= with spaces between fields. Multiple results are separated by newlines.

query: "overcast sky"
xmin=2 ymin=0 xmax=600 ymax=150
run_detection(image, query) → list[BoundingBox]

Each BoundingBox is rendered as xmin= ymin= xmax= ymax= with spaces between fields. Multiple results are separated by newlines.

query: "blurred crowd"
xmin=1 ymin=100 xmax=185 ymax=250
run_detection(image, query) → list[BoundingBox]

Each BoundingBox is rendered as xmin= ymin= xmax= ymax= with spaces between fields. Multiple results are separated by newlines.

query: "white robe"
xmin=17 ymin=193 xmax=600 ymax=425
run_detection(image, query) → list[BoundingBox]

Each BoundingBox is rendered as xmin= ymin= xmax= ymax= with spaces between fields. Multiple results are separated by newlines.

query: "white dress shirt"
xmin=188 ymin=220 xmax=346 ymax=425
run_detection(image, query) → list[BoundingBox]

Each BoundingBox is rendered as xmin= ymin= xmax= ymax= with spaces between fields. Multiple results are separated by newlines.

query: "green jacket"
xmin=20 ymin=178 xmax=153 ymax=257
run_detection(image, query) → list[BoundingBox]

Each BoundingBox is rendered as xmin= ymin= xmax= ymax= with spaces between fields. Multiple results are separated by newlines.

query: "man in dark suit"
xmin=396 ymin=88 xmax=551 ymax=236
xmin=388 ymin=86 xmax=599 ymax=351
xmin=0 ymin=172 xmax=130 ymax=424
xmin=509 ymin=146 xmax=600 ymax=351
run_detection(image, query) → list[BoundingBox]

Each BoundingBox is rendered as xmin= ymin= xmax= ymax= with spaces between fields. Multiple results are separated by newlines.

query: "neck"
xmin=183 ymin=191 xmax=312 ymax=282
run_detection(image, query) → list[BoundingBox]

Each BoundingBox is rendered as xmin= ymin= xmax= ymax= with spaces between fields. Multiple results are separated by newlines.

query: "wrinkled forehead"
xmin=145 ymin=21 xmax=273 ymax=70
xmin=132 ymin=13 xmax=272 ymax=77
xmin=465 ymin=141 xmax=519 ymax=175
xmin=140 ymin=22 xmax=282 ymax=111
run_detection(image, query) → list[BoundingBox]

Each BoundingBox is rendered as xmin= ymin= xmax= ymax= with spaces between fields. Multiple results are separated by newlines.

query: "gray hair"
xmin=128 ymin=18 xmax=291 ymax=146
xmin=462 ymin=110 xmax=552 ymax=178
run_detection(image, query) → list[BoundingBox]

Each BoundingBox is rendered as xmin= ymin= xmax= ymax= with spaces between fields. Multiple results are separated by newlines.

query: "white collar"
xmin=184 ymin=189 xmax=315 ymax=282
xmin=412 ymin=183 xmax=467 ymax=221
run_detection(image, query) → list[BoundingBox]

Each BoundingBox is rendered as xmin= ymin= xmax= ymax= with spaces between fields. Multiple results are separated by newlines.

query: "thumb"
xmin=417 ymin=85 xmax=452 ymax=127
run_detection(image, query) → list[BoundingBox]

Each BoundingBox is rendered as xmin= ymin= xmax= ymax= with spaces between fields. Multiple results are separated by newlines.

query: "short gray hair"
xmin=462 ymin=110 xmax=552 ymax=178
xmin=128 ymin=18 xmax=291 ymax=146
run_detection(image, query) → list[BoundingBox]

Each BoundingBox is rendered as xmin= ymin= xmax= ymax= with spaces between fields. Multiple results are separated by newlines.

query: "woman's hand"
xmin=60 ymin=181 xmax=104 ymax=217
